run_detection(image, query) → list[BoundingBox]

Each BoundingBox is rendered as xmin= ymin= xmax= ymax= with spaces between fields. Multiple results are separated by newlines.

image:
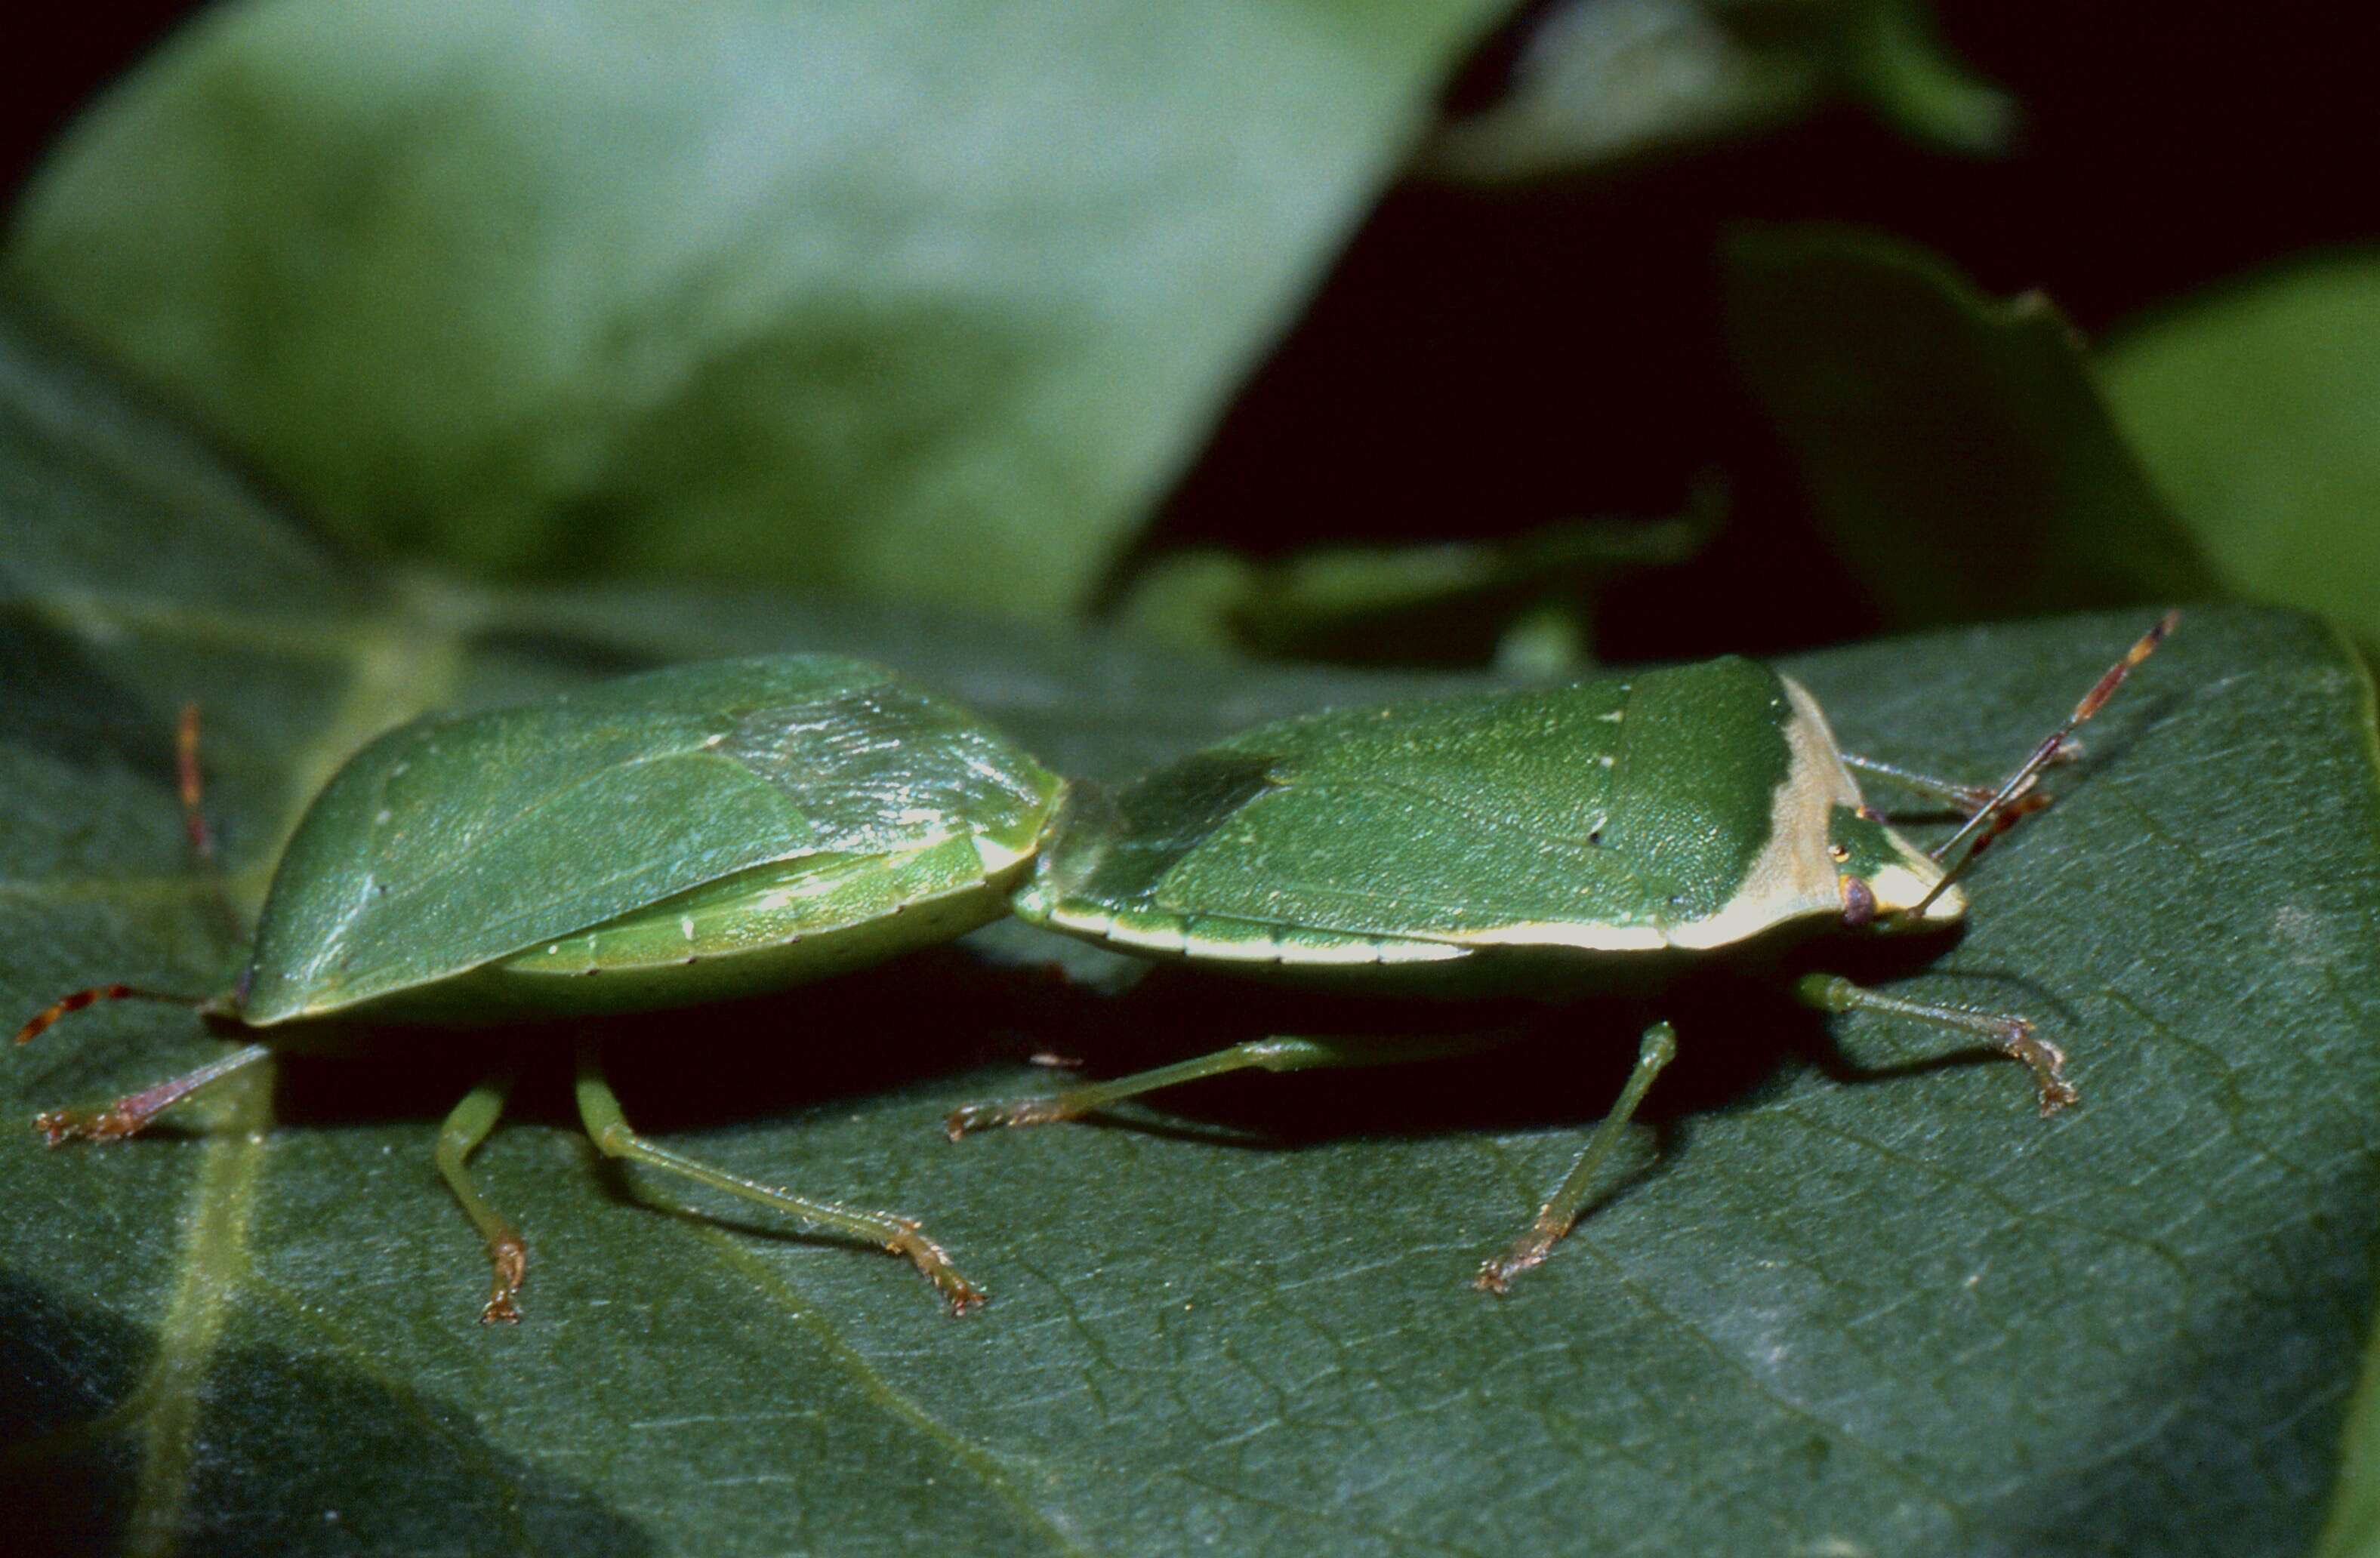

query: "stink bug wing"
xmin=243 ymin=656 xmax=1059 ymax=1024
xmin=1035 ymin=657 xmax=1805 ymax=944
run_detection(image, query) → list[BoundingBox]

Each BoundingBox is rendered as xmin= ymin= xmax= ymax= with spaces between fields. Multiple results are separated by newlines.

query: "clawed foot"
xmin=1472 ymin=1211 xmax=1567 ymax=1295
xmin=886 ymin=1220 xmax=987 ymax=1316
xmin=478 ymin=1236 xmax=529 ymax=1325
xmin=943 ymin=1098 xmax=1070 ymax=1141
xmin=1998 ymin=1022 xmax=2078 ymax=1116
xmin=33 ymin=1105 xmax=143 ymax=1146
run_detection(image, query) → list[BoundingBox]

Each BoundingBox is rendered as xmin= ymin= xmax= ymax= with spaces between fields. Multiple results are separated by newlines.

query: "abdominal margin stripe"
xmin=1042 ymin=905 xmax=1467 ymax=965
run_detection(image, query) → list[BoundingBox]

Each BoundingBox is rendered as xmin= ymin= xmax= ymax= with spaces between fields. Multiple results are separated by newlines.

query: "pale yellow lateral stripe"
xmin=1043 ymin=904 xmax=1469 ymax=965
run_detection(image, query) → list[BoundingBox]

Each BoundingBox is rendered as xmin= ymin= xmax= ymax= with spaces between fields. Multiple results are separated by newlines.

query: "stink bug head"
xmin=1827 ymin=804 xmax=1963 ymax=931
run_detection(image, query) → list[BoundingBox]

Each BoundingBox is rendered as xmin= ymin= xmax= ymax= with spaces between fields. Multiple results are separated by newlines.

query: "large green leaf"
xmin=2100 ymin=254 xmax=2380 ymax=656
xmin=2 ymin=0 xmax=1500 ymax=620
xmin=6 ymin=316 xmax=2377 ymax=1556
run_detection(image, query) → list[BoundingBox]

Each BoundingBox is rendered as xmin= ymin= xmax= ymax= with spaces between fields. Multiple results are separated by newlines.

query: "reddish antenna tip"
xmin=1907 ymin=612 xmax=2178 ymax=918
xmin=17 ymin=984 xmax=203 ymax=1044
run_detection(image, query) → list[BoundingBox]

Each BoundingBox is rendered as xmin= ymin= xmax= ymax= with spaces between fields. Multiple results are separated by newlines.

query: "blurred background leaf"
xmin=4 ymin=0 xmax=1505 ymax=621
xmin=1722 ymin=223 xmax=2215 ymax=627
xmin=1421 ymin=0 xmax=2012 ymax=185
xmin=2099 ymin=254 xmax=2380 ymax=657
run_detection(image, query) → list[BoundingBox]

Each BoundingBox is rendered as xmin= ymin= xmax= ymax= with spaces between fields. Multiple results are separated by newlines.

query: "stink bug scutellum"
xmin=19 ymin=655 xmax=1064 ymax=1320
xmin=951 ymin=614 xmax=2176 ymax=1291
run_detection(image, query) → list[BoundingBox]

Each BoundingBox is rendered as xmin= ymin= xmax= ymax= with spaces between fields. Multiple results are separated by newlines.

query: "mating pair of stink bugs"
xmin=19 ymin=616 xmax=2175 ymax=1320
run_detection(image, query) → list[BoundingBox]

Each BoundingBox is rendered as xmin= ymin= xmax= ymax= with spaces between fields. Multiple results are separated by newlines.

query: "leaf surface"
xmin=1423 ymin=0 xmax=2010 ymax=185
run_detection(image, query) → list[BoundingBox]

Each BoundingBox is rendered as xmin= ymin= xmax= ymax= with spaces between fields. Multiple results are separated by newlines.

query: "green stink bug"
xmin=951 ymin=616 xmax=2175 ymax=1290
xmin=19 ymin=654 xmax=1063 ymax=1320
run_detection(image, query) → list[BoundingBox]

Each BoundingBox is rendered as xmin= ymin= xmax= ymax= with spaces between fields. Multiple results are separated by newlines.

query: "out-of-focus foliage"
xmin=4 ymin=0 xmax=1504 ymax=621
xmin=1422 ymin=0 xmax=2012 ymax=183
xmin=1111 ymin=494 xmax=1717 ymax=670
xmin=2100 ymin=254 xmax=2380 ymax=656
xmin=1724 ymin=224 xmax=2216 ymax=626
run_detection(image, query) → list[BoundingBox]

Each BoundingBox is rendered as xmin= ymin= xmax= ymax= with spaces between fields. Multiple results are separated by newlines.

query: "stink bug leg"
xmin=31 ymin=1042 xmax=275 ymax=1144
xmin=1475 ymin=1023 xmax=1675 ymax=1293
xmin=577 ymin=1042 xmax=984 ymax=1315
xmin=945 ymin=1029 xmax=1516 ymax=1137
xmin=1793 ymin=975 xmax=2075 ymax=1115
xmin=948 ymin=1021 xmax=1683 ymax=1291
xmin=434 ymin=1067 xmax=529 ymax=1324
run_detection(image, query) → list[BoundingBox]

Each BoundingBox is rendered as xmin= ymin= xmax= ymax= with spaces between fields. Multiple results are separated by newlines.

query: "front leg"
xmin=1793 ymin=973 xmax=2075 ymax=1114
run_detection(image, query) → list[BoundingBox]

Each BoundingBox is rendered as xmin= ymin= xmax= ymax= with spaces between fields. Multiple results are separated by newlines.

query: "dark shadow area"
xmin=0 ymin=1276 xmax=145 ymax=1555
xmin=0 ymin=1275 xmax=652 ymax=1558
xmin=264 ymin=943 xmax=1053 ymax=1141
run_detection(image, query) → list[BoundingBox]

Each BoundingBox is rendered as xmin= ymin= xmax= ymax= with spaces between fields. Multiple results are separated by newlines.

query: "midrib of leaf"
xmin=109 ymin=616 xmax=466 ymax=1557
xmin=119 ymin=1061 xmax=269 ymax=1558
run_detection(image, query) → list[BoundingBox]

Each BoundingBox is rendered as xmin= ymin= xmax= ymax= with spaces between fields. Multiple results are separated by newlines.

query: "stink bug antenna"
xmin=16 ymin=985 xmax=208 ymax=1045
xmin=17 ymin=702 xmax=234 ymax=1045
xmin=179 ymin=701 xmax=245 ymax=945
xmin=1904 ymin=611 xmax=2178 ymax=921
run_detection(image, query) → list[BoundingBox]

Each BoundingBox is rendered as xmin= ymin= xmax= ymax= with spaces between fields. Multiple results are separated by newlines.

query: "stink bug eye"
xmin=956 ymin=616 xmax=2178 ymax=1292
xmin=19 ymin=655 xmax=1067 ymax=1323
xmin=1838 ymin=873 xmax=1878 ymax=928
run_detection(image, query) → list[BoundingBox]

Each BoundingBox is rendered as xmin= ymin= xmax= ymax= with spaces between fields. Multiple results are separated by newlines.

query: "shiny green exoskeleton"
xmin=953 ymin=617 xmax=2175 ymax=1291
xmin=20 ymin=655 xmax=1064 ymax=1320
